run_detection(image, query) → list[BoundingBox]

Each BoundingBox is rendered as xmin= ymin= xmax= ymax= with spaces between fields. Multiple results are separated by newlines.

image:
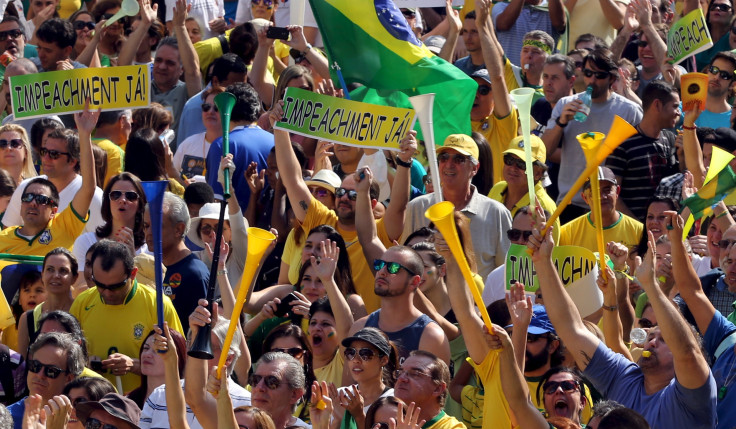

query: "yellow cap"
xmin=503 ymin=135 xmax=547 ymax=164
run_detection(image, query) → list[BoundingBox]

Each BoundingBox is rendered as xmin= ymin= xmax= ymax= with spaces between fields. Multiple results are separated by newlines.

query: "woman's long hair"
xmin=96 ymin=172 xmax=147 ymax=249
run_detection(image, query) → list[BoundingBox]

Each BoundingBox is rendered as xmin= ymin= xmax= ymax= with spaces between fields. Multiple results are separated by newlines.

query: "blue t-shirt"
xmin=583 ymin=342 xmax=717 ymax=429
xmin=163 ymin=253 xmax=209 ymax=333
xmin=695 ymin=109 xmax=731 ymax=129
xmin=7 ymin=396 xmax=25 ymax=429
xmin=177 ymin=88 xmax=207 ymax=144
xmin=453 ymin=56 xmax=485 ymax=76
xmin=704 ymin=310 xmax=736 ymax=429
xmin=205 ymin=125 xmax=274 ymax=214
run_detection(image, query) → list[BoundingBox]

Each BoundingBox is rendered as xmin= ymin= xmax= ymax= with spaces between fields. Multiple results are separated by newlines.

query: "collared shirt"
xmin=0 ymin=203 xmax=88 ymax=255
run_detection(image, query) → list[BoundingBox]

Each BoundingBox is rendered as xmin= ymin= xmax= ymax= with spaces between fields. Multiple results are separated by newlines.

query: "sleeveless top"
xmin=364 ymin=310 xmax=435 ymax=364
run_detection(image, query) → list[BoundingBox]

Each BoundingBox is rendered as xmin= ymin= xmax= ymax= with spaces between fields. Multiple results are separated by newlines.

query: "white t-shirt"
xmin=73 ymin=231 xmax=150 ymax=272
xmin=234 ymin=0 xmax=323 ymax=47
xmin=166 ymin=0 xmax=225 ymax=40
xmin=172 ymin=132 xmax=211 ymax=178
xmin=3 ymin=175 xmax=104 ymax=234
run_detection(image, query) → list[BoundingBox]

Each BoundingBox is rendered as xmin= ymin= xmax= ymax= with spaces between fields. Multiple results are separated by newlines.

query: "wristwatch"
xmin=395 ymin=157 xmax=413 ymax=168
xmin=555 ymin=116 xmax=568 ymax=128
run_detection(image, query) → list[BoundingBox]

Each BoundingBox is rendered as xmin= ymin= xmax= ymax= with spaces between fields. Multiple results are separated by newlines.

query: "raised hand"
xmin=606 ymin=241 xmax=629 ymax=271
xmin=390 ymin=401 xmax=426 ymax=429
xmin=74 ymin=99 xmax=101 ymax=135
xmin=506 ymin=282 xmax=533 ymax=328
xmin=310 ymin=239 xmax=338 ymax=282
xmin=309 ymin=381 xmax=334 ymax=429
xmin=43 ymin=395 xmax=71 ymax=429
xmin=396 ymin=130 xmax=417 ymax=164
xmin=245 ymin=161 xmax=265 ymax=194
xmin=268 ymin=100 xmax=285 ymax=128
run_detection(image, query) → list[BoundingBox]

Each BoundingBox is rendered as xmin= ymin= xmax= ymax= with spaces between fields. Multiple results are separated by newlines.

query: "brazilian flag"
xmin=681 ymin=165 xmax=736 ymax=219
xmin=308 ymin=0 xmax=476 ymax=143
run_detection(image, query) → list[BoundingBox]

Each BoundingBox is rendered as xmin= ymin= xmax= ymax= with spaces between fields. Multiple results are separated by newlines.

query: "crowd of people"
xmin=0 ymin=0 xmax=735 ymax=428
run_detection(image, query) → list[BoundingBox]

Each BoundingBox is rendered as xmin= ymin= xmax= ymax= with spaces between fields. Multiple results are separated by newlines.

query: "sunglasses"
xmin=109 ymin=190 xmax=139 ymax=202
xmin=71 ymin=396 xmax=89 ymax=407
xmin=40 ymin=147 xmax=71 ymax=160
xmin=85 ymin=418 xmax=117 ymax=429
xmin=201 ymin=103 xmax=219 ymax=113
xmin=74 ymin=20 xmax=96 ymax=31
xmin=0 ymin=138 xmax=23 ymax=149
xmin=718 ymin=239 xmax=736 ymax=249
xmin=335 ymin=187 xmax=358 ymax=201
xmin=271 ymin=347 xmax=305 ymax=359
xmin=373 ymin=259 xmax=416 ymax=276
xmin=28 ymin=359 xmax=69 ymax=379
xmin=708 ymin=65 xmax=735 ymax=81
xmin=477 ymin=85 xmax=491 ymax=96
xmin=402 ymin=10 xmax=416 ymax=18
xmin=636 ymin=39 xmax=649 ymax=48
xmin=310 ymin=187 xmax=330 ymax=198
xmin=527 ymin=333 xmax=549 ymax=343
xmin=438 ymin=152 xmax=470 ymax=164
xmin=394 ymin=368 xmax=433 ymax=381
xmin=21 ymin=192 xmax=56 ymax=206
xmin=507 ymin=228 xmax=533 ymax=242
xmin=503 ymin=153 xmax=527 ymax=170
xmin=712 ymin=3 xmax=732 ymax=11
xmin=252 ymin=0 xmax=274 ymax=8
xmin=249 ymin=374 xmax=282 ymax=390
xmin=92 ymin=276 xmax=128 ymax=290
xmin=583 ymin=68 xmax=610 ymax=79
xmin=638 ymin=318 xmax=655 ymax=328
xmin=344 ymin=347 xmax=377 ymax=361
xmin=0 ymin=29 xmax=23 ymax=40
xmin=543 ymin=380 xmax=579 ymax=395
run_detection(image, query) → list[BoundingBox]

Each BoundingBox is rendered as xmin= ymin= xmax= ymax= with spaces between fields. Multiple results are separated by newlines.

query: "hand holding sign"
xmin=268 ymin=100 xmax=285 ymax=128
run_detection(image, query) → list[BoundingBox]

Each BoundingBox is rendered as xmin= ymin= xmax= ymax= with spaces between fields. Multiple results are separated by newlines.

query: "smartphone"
xmin=274 ymin=293 xmax=299 ymax=317
xmin=266 ymin=26 xmax=290 ymax=40
xmin=90 ymin=359 xmax=104 ymax=372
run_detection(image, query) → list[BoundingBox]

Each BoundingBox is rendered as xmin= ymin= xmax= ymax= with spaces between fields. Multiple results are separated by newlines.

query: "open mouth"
xmin=312 ymin=333 xmax=323 ymax=346
xmin=554 ymin=399 xmax=570 ymax=416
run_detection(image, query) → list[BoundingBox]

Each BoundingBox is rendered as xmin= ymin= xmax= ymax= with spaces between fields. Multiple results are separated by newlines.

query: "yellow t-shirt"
xmin=0 ymin=323 xmax=18 ymax=350
xmin=300 ymin=198 xmax=393 ymax=313
xmin=568 ymin=0 xmax=630 ymax=47
xmin=92 ymin=138 xmax=124 ymax=188
xmin=69 ymin=280 xmax=183 ymax=393
xmin=58 ymin=0 xmax=82 ymax=19
xmin=460 ymin=384 xmax=483 ymax=429
xmin=488 ymin=181 xmax=560 ymax=243
xmin=0 ymin=203 xmax=88 ymax=256
xmin=559 ymin=212 xmax=643 ymax=253
xmin=474 ymin=351 xmax=513 ymax=429
xmin=194 ymin=31 xmax=276 ymax=84
xmin=423 ymin=411 xmax=465 ymax=429
xmin=527 ymin=376 xmax=594 ymax=424
xmin=313 ymin=349 xmax=344 ymax=388
xmin=471 ymin=110 xmax=518 ymax=186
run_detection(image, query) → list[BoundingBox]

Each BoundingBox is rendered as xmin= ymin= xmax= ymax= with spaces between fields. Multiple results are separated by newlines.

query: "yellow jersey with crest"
xmin=0 ymin=203 xmax=87 ymax=256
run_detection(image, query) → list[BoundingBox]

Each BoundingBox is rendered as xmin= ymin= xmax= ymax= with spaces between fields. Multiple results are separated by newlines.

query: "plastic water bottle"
xmin=630 ymin=327 xmax=647 ymax=345
xmin=574 ymin=86 xmax=593 ymax=122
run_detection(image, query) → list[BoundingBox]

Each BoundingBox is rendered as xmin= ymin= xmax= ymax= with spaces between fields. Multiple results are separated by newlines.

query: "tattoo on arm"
xmin=580 ymin=350 xmax=593 ymax=367
xmin=299 ymin=200 xmax=308 ymax=211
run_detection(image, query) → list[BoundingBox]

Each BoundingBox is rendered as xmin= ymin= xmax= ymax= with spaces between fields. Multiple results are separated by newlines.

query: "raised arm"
xmin=118 ymin=0 xmax=158 ymax=66
xmin=635 ymin=0 xmax=668 ymax=75
xmin=610 ymin=5 xmax=637 ymax=60
xmin=599 ymin=0 xmax=627 ymax=30
xmin=439 ymin=0 xmax=461 ymax=62
xmin=269 ymin=101 xmax=312 ymax=222
xmin=636 ymin=220 xmax=711 ymax=389
xmin=682 ymin=110 xmax=707 ymax=187
xmin=157 ymin=323 xmax=190 ymax=429
xmin=355 ymin=167 xmax=387 ymax=273
xmin=597 ymin=265 xmax=634 ymax=360
xmin=383 ymin=131 xmax=417 ymax=241
xmin=310 ymin=240 xmax=354 ymax=341
xmin=494 ymin=0 xmax=525 ymax=31
xmin=172 ymin=0 xmax=203 ymax=98
xmin=476 ymin=0 xmax=512 ymax=118
xmin=184 ymin=300 xmax=220 ymax=429
xmin=527 ymin=207 xmax=600 ymax=370
xmin=71 ymin=101 xmax=99 ymax=216
xmin=506 ymin=283 xmax=533 ymax=371
xmin=548 ymin=0 xmax=567 ymax=33
xmin=607 ymin=241 xmax=635 ymax=342
xmin=251 ymin=27 xmax=277 ymax=109
xmin=284 ymin=26 xmax=331 ymax=81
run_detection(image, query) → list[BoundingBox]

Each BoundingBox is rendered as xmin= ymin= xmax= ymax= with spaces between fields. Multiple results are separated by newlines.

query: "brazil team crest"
xmin=38 ymin=230 xmax=52 ymax=244
xmin=133 ymin=323 xmax=145 ymax=340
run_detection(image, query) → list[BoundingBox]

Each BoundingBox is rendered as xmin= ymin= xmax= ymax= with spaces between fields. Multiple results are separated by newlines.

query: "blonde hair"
xmin=0 ymin=124 xmax=37 ymax=182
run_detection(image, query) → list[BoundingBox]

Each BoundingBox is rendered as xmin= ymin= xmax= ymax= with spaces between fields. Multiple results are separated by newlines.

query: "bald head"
xmin=6 ymin=58 xmax=37 ymax=78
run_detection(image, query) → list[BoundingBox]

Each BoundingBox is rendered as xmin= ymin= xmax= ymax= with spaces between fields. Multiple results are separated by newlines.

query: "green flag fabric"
xmin=681 ymin=166 xmax=736 ymax=219
xmin=308 ymin=0 xmax=476 ymax=143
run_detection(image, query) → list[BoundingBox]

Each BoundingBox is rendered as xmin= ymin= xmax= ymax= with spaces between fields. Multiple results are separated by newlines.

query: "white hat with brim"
xmin=187 ymin=202 xmax=224 ymax=249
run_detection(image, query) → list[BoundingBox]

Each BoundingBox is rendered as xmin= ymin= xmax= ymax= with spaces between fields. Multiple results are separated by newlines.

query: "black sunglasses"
xmin=85 ymin=418 xmax=117 ymax=429
xmin=21 ymin=192 xmax=56 ymax=206
xmin=438 ymin=152 xmax=470 ymax=164
xmin=40 ymin=147 xmax=71 ymax=160
xmin=0 ymin=138 xmax=23 ymax=149
xmin=0 ymin=29 xmax=23 ymax=40
xmin=503 ymin=153 xmax=526 ymax=171
xmin=249 ymin=374 xmax=282 ymax=390
xmin=373 ymin=259 xmax=416 ymax=276
xmin=92 ymin=276 xmax=128 ymax=290
xmin=271 ymin=347 xmax=305 ymax=359
xmin=344 ymin=347 xmax=377 ymax=361
xmin=507 ymin=228 xmax=533 ymax=242
xmin=201 ymin=103 xmax=219 ymax=113
xmin=109 ymin=190 xmax=139 ymax=202
xmin=402 ymin=10 xmax=416 ymax=18
xmin=636 ymin=40 xmax=649 ymax=48
xmin=638 ymin=318 xmax=655 ymax=328
xmin=718 ymin=239 xmax=736 ymax=249
xmin=543 ymin=380 xmax=579 ymax=395
xmin=477 ymin=85 xmax=491 ymax=96
xmin=335 ymin=187 xmax=358 ymax=201
xmin=74 ymin=20 xmax=96 ymax=31
xmin=583 ymin=68 xmax=610 ymax=79
xmin=28 ymin=359 xmax=69 ymax=379
xmin=708 ymin=65 xmax=735 ymax=81
xmin=712 ymin=3 xmax=732 ymax=11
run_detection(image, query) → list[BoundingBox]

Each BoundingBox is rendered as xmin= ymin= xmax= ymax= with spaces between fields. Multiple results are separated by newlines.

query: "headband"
xmin=523 ymin=39 xmax=552 ymax=55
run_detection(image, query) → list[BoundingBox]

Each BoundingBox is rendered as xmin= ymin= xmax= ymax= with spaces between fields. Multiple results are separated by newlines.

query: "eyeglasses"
xmin=374 ymin=259 xmax=416 ymax=276
xmin=507 ymin=228 xmax=533 ymax=242
xmin=74 ymin=21 xmax=96 ymax=31
xmin=503 ymin=154 xmax=527 ymax=171
xmin=394 ymin=368 xmax=433 ymax=381
xmin=636 ymin=39 xmax=649 ymax=48
xmin=344 ymin=347 xmax=377 ymax=361
xmin=252 ymin=0 xmax=274 ymax=8
xmin=718 ymin=239 xmax=736 ymax=249
xmin=543 ymin=380 xmax=579 ymax=395
xmin=201 ymin=103 xmax=219 ymax=113
xmin=28 ymin=359 xmax=69 ymax=379
xmin=438 ymin=152 xmax=470 ymax=164
xmin=638 ymin=318 xmax=655 ymax=328
xmin=310 ymin=187 xmax=330 ymax=198
xmin=712 ymin=3 xmax=732 ymax=11
xmin=40 ymin=147 xmax=71 ymax=160
xmin=0 ymin=29 xmax=23 ymax=40
xmin=248 ymin=374 xmax=282 ymax=390
xmin=21 ymin=192 xmax=56 ymax=206
xmin=84 ymin=418 xmax=117 ymax=429
xmin=0 ymin=138 xmax=23 ymax=149
xmin=583 ymin=68 xmax=610 ymax=79
xmin=708 ymin=65 xmax=735 ymax=81
xmin=109 ymin=190 xmax=139 ymax=202
xmin=476 ymin=85 xmax=491 ymax=96
xmin=335 ymin=187 xmax=358 ymax=201
xmin=92 ymin=276 xmax=128 ymax=291
xmin=271 ymin=347 xmax=305 ymax=359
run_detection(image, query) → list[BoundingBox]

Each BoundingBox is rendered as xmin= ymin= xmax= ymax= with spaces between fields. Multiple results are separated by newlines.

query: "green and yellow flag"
xmin=681 ymin=165 xmax=736 ymax=219
xmin=308 ymin=0 xmax=476 ymax=143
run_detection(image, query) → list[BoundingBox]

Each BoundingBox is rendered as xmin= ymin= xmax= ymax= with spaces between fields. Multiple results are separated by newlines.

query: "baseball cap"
xmin=304 ymin=169 xmax=341 ymax=194
xmin=437 ymin=134 xmax=479 ymax=160
xmin=424 ymin=35 xmax=446 ymax=55
xmin=503 ymin=135 xmax=547 ymax=164
xmin=583 ymin=166 xmax=618 ymax=191
xmin=703 ymin=127 xmax=736 ymax=153
xmin=527 ymin=305 xmax=556 ymax=335
xmin=341 ymin=327 xmax=391 ymax=356
xmin=469 ymin=68 xmax=491 ymax=85
xmin=77 ymin=393 xmax=141 ymax=429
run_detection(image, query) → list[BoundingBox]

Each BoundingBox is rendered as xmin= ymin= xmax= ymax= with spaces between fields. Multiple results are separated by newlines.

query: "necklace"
xmin=718 ymin=347 xmax=736 ymax=400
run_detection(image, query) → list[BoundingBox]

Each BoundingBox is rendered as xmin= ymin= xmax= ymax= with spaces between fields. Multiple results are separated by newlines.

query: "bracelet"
xmin=682 ymin=124 xmax=696 ymax=130
xmin=717 ymin=210 xmax=729 ymax=219
xmin=555 ymin=116 xmax=568 ymax=128
xmin=301 ymin=43 xmax=313 ymax=55
xmin=602 ymin=304 xmax=618 ymax=311
xmin=217 ymin=268 xmax=228 ymax=276
xmin=395 ymin=157 xmax=413 ymax=168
